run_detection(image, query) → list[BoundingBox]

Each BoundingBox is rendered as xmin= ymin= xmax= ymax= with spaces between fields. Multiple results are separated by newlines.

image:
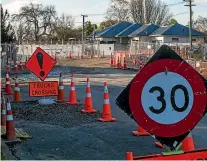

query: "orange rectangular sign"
xmin=29 ymin=81 xmax=58 ymax=97
xmin=134 ymin=149 xmax=207 ymax=160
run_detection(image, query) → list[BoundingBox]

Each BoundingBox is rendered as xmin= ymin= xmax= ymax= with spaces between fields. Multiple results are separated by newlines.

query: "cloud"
xmin=3 ymin=0 xmax=39 ymax=14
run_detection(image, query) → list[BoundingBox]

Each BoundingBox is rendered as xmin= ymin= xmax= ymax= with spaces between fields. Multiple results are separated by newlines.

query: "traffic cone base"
xmin=126 ymin=152 xmax=133 ymax=160
xmin=181 ymin=133 xmax=195 ymax=152
xmin=98 ymin=117 xmax=117 ymax=122
xmin=155 ymin=141 xmax=165 ymax=149
xmin=81 ymin=109 xmax=97 ymax=113
xmin=132 ymin=130 xmax=150 ymax=136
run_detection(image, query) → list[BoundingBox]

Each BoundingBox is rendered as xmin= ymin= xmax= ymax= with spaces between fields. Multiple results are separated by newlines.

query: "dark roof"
xmin=128 ymin=24 xmax=159 ymax=37
xmin=96 ymin=22 xmax=132 ymax=37
xmin=151 ymin=23 xmax=206 ymax=36
xmin=95 ymin=26 xmax=114 ymax=37
xmin=116 ymin=23 xmax=142 ymax=37
xmin=150 ymin=26 xmax=170 ymax=35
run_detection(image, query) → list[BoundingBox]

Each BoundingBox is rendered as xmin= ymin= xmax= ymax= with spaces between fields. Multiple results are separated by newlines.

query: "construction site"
xmin=1 ymin=41 xmax=207 ymax=159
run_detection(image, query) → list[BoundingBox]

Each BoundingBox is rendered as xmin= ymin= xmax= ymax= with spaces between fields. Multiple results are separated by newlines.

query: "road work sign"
xmin=25 ymin=47 xmax=56 ymax=81
xmin=29 ymin=81 xmax=58 ymax=97
xmin=116 ymin=45 xmax=207 ymax=150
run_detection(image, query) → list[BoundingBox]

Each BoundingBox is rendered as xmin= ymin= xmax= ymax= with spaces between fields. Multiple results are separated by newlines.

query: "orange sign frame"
xmin=133 ymin=149 xmax=207 ymax=160
xmin=29 ymin=81 xmax=58 ymax=97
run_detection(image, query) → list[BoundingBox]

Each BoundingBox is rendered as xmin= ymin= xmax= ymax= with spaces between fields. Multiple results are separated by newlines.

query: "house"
xmin=115 ymin=23 xmax=142 ymax=44
xmin=128 ymin=24 xmax=159 ymax=42
xmin=94 ymin=21 xmax=132 ymax=43
xmin=150 ymin=23 xmax=206 ymax=44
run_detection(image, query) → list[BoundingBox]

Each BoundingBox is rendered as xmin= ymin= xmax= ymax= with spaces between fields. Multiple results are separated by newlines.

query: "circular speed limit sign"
xmin=129 ymin=59 xmax=207 ymax=138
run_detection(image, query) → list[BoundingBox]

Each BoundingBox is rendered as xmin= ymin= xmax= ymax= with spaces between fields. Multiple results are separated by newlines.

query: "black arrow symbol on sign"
xmin=36 ymin=52 xmax=45 ymax=77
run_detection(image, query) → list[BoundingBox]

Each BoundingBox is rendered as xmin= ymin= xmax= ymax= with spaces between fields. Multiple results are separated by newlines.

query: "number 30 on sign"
xmin=129 ymin=59 xmax=207 ymax=138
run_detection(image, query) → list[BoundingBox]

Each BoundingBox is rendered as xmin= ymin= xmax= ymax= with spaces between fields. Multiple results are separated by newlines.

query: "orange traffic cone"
xmin=5 ymin=72 xmax=13 ymax=95
xmin=98 ymin=82 xmax=116 ymax=122
xmin=81 ymin=78 xmax=96 ymax=113
xmin=6 ymin=98 xmax=17 ymax=141
xmin=110 ymin=53 xmax=113 ymax=67
xmin=13 ymin=75 xmax=21 ymax=102
xmin=13 ymin=62 xmax=18 ymax=72
xmin=6 ymin=64 xmax=10 ymax=73
xmin=67 ymin=74 xmax=79 ymax=105
xmin=117 ymin=57 xmax=120 ymax=68
xmin=57 ymin=73 xmax=65 ymax=102
xmin=181 ymin=132 xmax=195 ymax=152
xmin=19 ymin=61 xmax=24 ymax=71
xmin=69 ymin=52 xmax=72 ymax=60
xmin=132 ymin=125 xmax=150 ymax=136
xmin=1 ymin=92 xmax=6 ymax=127
xmin=123 ymin=57 xmax=127 ymax=70
xmin=126 ymin=152 xmax=133 ymax=160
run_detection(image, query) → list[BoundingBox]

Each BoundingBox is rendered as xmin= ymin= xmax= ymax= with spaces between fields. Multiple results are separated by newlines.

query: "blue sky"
xmin=2 ymin=0 xmax=207 ymax=27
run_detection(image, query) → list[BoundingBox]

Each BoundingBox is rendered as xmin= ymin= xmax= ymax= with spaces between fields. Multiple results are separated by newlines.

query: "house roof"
xmin=128 ymin=24 xmax=159 ymax=37
xmin=150 ymin=26 xmax=170 ymax=35
xmin=151 ymin=23 xmax=206 ymax=36
xmin=94 ymin=26 xmax=114 ymax=37
xmin=115 ymin=23 xmax=142 ymax=37
xmin=96 ymin=21 xmax=132 ymax=37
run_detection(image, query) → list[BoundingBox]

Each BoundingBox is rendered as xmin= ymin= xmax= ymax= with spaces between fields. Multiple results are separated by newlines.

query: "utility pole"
xmin=81 ymin=14 xmax=88 ymax=58
xmin=184 ymin=0 xmax=196 ymax=50
xmin=81 ymin=14 xmax=88 ymax=42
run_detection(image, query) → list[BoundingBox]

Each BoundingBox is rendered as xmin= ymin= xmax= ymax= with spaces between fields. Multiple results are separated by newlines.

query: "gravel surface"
xmin=11 ymin=102 xmax=102 ymax=128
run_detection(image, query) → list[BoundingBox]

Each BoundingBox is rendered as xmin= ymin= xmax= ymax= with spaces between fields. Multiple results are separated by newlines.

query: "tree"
xmin=1 ymin=5 xmax=15 ymax=43
xmin=129 ymin=0 xmax=172 ymax=25
xmin=169 ymin=18 xmax=178 ymax=26
xmin=85 ymin=21 xmax=97 ymax=36
xmin=106 ymin=0 xmax=130 ymax=22
xmin=54 ymin=13 xmax=75 ymax=41
xmin=12 ymin=3 xmax=57 ymax=41
xmin=194 ymin=16 xmax=207 ymax=33
xmin=97 ymin=19 xmax=117 ymax=31
xmin=106 ymin=0 xmax=172 ymax=26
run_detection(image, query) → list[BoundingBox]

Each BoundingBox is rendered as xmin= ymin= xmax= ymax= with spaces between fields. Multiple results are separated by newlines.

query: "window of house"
xmin=172 ymin=38 xmax=179 ymax=42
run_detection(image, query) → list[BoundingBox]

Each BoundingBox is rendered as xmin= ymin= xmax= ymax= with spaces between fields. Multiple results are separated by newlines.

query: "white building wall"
xmin=151 ymin=36 xmax=205 ymax=44
xmin=99 ymin=44 xmax=114 ymax=55
xmin=152 ymin=36 xmax=164 ymax=42
xmin=163 ymin=36 xmax=205 ymax=44
xmin=132 ymin=36 xmax=153 ymax=42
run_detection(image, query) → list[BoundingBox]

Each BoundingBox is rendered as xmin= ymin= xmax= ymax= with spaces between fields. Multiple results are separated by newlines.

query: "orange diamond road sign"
xmin=25 ymin=47 xmax=56 ymax=81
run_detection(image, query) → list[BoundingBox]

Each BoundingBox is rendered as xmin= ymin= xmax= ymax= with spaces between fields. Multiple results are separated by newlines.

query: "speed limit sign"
xmin=129 ymin=59 xmax=207 ymax=138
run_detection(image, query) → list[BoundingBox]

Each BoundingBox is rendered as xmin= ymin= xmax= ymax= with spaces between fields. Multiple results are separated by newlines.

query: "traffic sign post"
xmin=116 ymin=45 xmax=207 ymax=151
xmin=25 ymin=47 xmax=56 ymax=81
xmin=26 ymin=47 xmax=57 ymax=103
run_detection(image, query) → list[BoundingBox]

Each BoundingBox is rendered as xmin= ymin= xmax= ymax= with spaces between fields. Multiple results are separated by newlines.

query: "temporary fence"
xmin=1 ymin=41 xmax=114 ymax=68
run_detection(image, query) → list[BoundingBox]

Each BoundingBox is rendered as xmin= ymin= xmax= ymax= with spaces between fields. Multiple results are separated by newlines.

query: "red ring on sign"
xmin=129 ymin=59 xmax=207 ymax=138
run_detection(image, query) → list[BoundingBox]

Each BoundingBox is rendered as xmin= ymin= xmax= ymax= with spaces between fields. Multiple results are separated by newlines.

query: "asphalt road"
xmin=4 ymin=67 xmax=207 ymax=160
